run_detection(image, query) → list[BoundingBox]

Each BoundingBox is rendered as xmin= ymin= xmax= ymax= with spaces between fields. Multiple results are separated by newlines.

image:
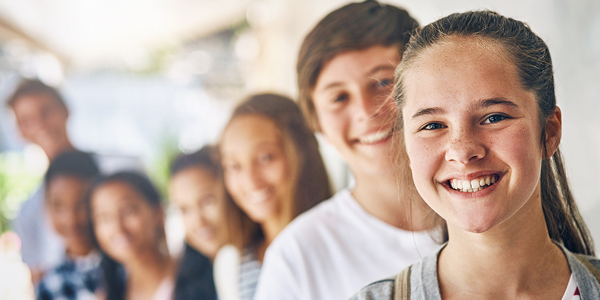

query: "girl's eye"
xmin=224 ymin=163 xmax=240 ymax=173
xmin=259 ymin=153 xmax=275 ymax=164
xmin=121 ymin=205 xmax=138 ymax=217
xmin=333 ymin=93 xmax=348 ymax=103
xmin=483 ymin=114 xmax=509 ymax=124
xmin=420 ymin=122 xmax=445 ymax=131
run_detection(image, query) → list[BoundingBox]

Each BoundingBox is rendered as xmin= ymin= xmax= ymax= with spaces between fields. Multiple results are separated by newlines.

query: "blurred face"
xmin=402 ymin=37 xmax=560 ymax=234
xmin=90 ymin=181 xmax=164 ymax=263
xmin=221 ymin=115 xmax=292 ymax=224
xmin=11 ymin=92 xmax=69 ymax=150
xmin=169 ymin=167 xmax=225 ymax=259
xmin=46 ymin=175 xmax=93 ymax=256
xmin=312 ymin=45 xmax=400 ymax=177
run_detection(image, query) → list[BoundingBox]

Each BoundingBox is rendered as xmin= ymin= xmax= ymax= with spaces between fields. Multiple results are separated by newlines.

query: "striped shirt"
xmin=239 ymin=247 xmax=261 ymax=300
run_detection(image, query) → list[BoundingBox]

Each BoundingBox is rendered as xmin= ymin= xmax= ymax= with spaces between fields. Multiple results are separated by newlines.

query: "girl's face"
xmin=90 ymin=181 xmax=165 ymax=263
xmin=401 ymin=37 xmax=561 ymax=234
xmin=169 ymin=167 xmax=225 ymax=259
xmin=221 ymin=115 xmax=293 ymax=224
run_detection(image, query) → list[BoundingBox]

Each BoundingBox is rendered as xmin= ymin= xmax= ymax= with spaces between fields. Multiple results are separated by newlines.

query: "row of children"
xmin=7 ymin=0 xmax=600 ymax=299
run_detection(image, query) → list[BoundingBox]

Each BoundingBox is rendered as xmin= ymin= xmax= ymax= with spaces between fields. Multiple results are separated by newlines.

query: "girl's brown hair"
xmin=220 ymin=93 xmax=332 ymax=250
xmin=394 ymin=10 xmax=594 ymax=255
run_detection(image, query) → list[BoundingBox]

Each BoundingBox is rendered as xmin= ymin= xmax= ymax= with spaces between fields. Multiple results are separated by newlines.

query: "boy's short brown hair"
xmin=297 ymin=0 xmax=418 ymax=131
xmin=6 ymin=79 xmax=67 ymax=111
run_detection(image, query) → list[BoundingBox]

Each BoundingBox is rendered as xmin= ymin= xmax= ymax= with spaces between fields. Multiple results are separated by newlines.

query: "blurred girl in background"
xmin=168 ymin=146 xmax=226 ymax=300
xmin=87 ymin=172 xmax=175 ymax=300
xmin=216 ymin=93 xmax=332 ymax=300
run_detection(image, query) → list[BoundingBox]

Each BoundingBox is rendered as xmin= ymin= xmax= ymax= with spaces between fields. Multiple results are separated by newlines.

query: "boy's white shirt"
xmin=254 ymin=188 xmax=439 ymax=300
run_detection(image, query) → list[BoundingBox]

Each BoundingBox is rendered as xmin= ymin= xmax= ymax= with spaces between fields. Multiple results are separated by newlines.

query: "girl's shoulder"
xmin=349 ymin=277 xmax=395 ymax=300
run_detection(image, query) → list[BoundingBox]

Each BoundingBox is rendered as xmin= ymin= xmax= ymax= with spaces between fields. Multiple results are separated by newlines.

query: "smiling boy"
xmin=254 ymin=1 xmax=440 ymax=300
xmin=36 ymin=150 xmax=102 ymax=300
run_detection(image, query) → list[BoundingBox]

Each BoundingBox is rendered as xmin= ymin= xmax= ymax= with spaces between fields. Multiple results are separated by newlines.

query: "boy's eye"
xmin=376 ymin=78 xmax=393 ymax=89
xmin=482 ymin=114 xmax=509 ymax=124
xmin=421 ymin=122 xmax=445 ymax=131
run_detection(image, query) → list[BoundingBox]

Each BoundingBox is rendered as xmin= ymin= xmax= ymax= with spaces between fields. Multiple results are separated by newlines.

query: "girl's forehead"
xmin=93 ymin=182 xmax=145 ymax=207
xmin=413 ymin=36 xmax=512 ymax=68
xmin=400 ymin=36 xmax=534 ymax=113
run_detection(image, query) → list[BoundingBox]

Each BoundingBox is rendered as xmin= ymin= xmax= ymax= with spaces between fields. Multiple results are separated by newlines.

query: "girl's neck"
xmin=125 ymin=247 xmax=174 ymax=300
xmin=352 ymin=171 xmax=434 ymax=231
xmin=257 ymin=216 xmax=285 ymax=262
xmin=438 ymin=198 xmax=571 ymax=299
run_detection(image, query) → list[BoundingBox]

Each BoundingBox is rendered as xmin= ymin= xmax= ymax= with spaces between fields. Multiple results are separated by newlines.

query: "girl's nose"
xmin=445 ymin=127 xmax=486 ymax=164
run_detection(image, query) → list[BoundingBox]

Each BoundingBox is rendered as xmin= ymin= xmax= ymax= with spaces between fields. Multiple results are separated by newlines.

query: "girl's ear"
xmin=544 ymin=106 xmax=562 ymax=159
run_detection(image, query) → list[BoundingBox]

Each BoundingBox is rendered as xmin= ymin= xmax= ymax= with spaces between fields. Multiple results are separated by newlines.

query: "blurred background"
xmin=0 ymin=0 xmax=599 ymax=248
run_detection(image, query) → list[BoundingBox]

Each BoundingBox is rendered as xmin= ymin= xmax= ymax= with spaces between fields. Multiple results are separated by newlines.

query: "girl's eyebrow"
xmin=411 ymin=97 xmax=519 ymax=119
xmin=411 ymin=107 xmax=445 ymax=119
xmin=480 ymin=97 xmax=519 ymax=108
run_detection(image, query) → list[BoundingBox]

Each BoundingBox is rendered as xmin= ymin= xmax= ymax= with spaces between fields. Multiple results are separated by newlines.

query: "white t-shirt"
xmin=254 ymin=189 xmax=440 ymax=300
xmin=563 ymin=274 xmax=580 ymax=300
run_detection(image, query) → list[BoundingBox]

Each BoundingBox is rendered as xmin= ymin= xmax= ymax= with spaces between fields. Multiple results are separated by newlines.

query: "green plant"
xmin=0 ymin=152 xmax=43 ymax=233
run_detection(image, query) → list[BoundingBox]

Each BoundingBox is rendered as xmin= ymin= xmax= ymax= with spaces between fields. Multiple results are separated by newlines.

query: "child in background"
xmin=36 ymin=150 xmax=102 ymax=300
xmin=87 ymin=172 xmax=175 ymax=300
xmin=217 ymin=93 xmax=331 ymax=300
xmin=168 ymin=146 xmax=225 ymax=300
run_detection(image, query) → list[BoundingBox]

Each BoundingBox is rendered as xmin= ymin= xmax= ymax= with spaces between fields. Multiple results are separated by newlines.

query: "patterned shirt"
xmin=239 ymin=247 xmax=261 ymax=300
xmin=36 ymin=252 xmax=103 ymax=300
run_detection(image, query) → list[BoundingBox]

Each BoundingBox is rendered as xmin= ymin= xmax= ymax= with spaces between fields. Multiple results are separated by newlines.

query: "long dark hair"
xmin=220 ymin=93 xmax=332 ymax=250
xmin=85 ymin=171 xmax=165 ymax=300
xmin=394 ymin=10 xmax=594 ymax=255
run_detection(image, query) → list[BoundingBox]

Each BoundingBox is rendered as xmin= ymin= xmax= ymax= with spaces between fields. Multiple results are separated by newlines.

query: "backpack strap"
xmin=394 ymin=266 xmax=412 ymax=300
xmin=573 ymin=253 xmax=600 ymax=284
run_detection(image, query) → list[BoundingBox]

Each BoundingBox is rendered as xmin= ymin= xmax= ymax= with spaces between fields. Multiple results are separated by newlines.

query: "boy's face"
xmin=46 ymin=175 xmax=94 ymax=257
xmin=312 ymin=45 xmax=401 ymax=178
xmin=11 ymin=92 xmax=69 ymax=151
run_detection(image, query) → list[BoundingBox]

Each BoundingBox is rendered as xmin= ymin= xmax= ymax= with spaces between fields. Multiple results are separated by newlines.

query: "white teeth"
xmin=449 ymin=175 xmax=499 ymax=193
xmin=359 ymin=128 xmax=393 ymax=144
xmin=248 ymin=189 xmax=271 ymax=203
xmin=196 ymin=228 xmax=215 ymax=240
xmin=462 ymin=181 xmax=470 ymax=190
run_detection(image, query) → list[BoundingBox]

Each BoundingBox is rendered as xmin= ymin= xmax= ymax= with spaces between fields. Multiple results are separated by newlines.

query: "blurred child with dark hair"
xmin=36 ymin=150 xmax=102 ymax=300
xmin=168 ymin=146 xmax=224 ymax=300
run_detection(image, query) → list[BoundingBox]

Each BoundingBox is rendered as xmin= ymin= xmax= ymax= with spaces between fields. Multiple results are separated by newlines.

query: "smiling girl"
xmin=216 ymin=93 xmax=332 ymax=300
xmin=353 ymin=11 xmax=600 ymax=300
xmin=88 ymin=172 xmax=175 ymax=300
